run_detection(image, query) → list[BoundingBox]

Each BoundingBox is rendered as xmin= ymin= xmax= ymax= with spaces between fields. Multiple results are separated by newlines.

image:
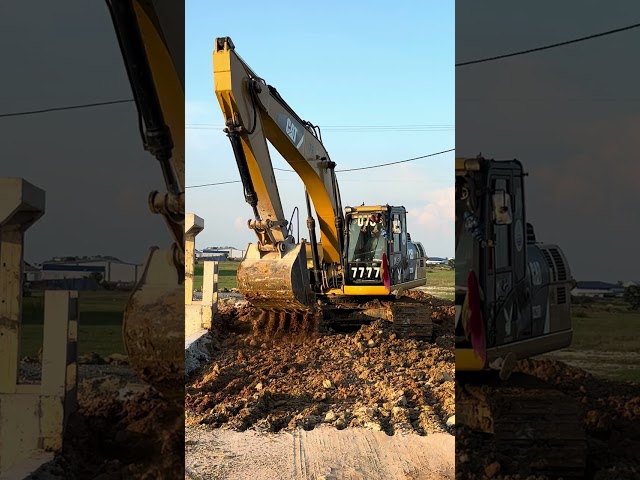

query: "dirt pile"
xmin=28 ymin=373 xmax=184 ymax=479
xmin=185 ymin=295 xmax=455 ymax=437
xmin=455 ymin=359 xmax=640 ymax=480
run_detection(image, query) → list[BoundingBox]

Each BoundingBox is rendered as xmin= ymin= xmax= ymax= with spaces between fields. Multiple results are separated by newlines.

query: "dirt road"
xmin=540 ymin=350 xmax=640 ymax=382
xmin=186 ymin=425 xmax=454 ymax=480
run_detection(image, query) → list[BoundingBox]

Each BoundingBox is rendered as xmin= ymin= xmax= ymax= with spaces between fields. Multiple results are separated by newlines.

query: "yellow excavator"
xmin=104 ymin=0 xmax=184 ymax=400
xmin=213 ymin=37 xmax=431 ymax=338
xmin=455 ymin=156 xmax=586 ymax=478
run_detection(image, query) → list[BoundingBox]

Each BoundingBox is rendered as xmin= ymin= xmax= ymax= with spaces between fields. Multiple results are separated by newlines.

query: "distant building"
xmin=39 ymin=256 xmax=142 ymax=284
xmin=199 ymin=246 xmax=245 ymax=261
xmin=571 ymin=281 xmax=625 ymax=298
xmin=426 ymin=256 xmax=449 ymax=265
xmin=23 ymin=261 xmax=42 ymax=282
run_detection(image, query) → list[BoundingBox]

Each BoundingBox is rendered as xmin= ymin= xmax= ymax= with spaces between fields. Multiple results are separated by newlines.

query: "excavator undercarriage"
xmin=457 ymin=372 xmax=587 ymax=478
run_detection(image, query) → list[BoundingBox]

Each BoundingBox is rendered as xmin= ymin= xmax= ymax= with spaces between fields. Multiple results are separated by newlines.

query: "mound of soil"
xmin=186 ymin=295 xmax=455 ymax=437
xmin=28 ymin=372 xmax=184 ymax=479
xmin=455 ymin=359 xmax=640 ymax=480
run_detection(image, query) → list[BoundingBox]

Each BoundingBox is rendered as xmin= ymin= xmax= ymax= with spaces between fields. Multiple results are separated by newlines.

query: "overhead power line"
xmin=456 ymin=21 xmax=640 ymax=67
xmin=185 ymin=148 xmax=454 ymax=188
xmin=185 ymin=180 xmax=242 ymax=189
xmin=7 ymin=23 xmax=639 ymax=118
xmin=186 ymin=124 xmax=454 ymax=132
xmin=337 ymin=148 xmax=454 ymax=172
xmin=0 ymin=99 xmax=135 ymax=118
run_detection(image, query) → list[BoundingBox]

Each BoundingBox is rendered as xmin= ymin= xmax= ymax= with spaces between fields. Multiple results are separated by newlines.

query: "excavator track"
xmin=319 ymin=296 xmax=433 ymax=340
xmin=457 ymin=373 xmax=587 ymax=478
xmin=387 ymin=301 xmax=433 ymax=340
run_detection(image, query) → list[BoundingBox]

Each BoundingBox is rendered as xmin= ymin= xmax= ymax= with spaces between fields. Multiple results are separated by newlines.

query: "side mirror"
xmin=492 ymin=190 xmax=512 ymax=225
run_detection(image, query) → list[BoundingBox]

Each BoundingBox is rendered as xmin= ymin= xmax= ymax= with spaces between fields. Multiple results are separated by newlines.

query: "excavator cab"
xmin=345 ymin=207 xmax=392 ymax=291
xmin=344 ymin=205 xmax=427 ymax=296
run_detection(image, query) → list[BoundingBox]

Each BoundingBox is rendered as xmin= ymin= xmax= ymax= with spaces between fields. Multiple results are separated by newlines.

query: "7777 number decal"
xmin=351 ymin=265 xmax=381 ymax=279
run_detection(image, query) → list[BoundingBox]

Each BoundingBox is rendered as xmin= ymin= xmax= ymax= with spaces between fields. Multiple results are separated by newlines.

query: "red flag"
xmin=381 ymin=253 xmax=391 ymax=291
xmin=462 ymin=271 xmax=486 ymax=363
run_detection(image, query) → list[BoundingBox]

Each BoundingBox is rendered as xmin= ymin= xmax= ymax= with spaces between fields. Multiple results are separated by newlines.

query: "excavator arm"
xmin=213 ymin=37 xmax=346 ymax=310
xmin=105 ymin=0 xmax=185 ymax=401
xmin=213 ymin=37 xmax=343 ymax=263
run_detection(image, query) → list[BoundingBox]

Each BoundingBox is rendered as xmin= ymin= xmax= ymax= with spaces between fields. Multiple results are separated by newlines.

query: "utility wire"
xmin=186 ymin=123 xmax=453 ymax=128
xmin=186 ymin=124 xmax=454 ymax=132
xmin=185 ymin=180 xmax=242 ymax=189
xmin=456 ymin=21 xmax=640 ymax=67
xmin=185 ymin=148 xmax=454 ymax=188
xmin=0 ymin=99 xmax=135 ymax=118
xmin=6 ymin=23 xmax=639 ymax=116
xmin=337 ymin=148 xmax=454 ymax=172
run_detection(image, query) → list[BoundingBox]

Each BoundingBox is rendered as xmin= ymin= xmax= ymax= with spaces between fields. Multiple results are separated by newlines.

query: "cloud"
xmin=234 ymin=216 xmax=247 ymax=232
xmin=410 ymin=187 xmax=454 ymax=231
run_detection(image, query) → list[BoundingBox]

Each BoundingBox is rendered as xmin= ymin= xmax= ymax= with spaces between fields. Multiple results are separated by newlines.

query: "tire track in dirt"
xmin=185 ymin=425 xmax=454 ymax=480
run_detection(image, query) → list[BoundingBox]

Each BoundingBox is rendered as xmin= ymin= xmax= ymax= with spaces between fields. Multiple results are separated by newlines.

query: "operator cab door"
xmin=390 ymin=208 xmax=407 ymax=286
xmin=489 ymin=167 xmax=528 ymax=347
xmin=490 ymin=174 xmax=514 ymax=346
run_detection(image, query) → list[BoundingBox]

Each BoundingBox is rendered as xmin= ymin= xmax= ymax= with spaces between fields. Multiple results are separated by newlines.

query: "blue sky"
xmin=186 ymin=0 xmax=454 ymax=257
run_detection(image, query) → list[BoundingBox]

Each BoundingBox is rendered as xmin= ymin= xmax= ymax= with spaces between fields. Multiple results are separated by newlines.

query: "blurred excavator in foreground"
xmin=105 ymin=0 xmax=184 ymax=400
xmin=213 ymin=37 xmax=432 ymax=338
xmin=455 ymin=156 xmax=586 ymax=478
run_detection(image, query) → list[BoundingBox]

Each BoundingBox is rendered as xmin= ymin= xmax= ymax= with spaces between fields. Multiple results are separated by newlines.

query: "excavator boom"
xmin=213 ymin=37 xmax=346 ymax=311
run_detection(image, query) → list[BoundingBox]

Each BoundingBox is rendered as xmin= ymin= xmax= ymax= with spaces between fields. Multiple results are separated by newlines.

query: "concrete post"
xmin=0 ymin=179 xmax=45 ymax=394
xmin=184 ymin=213 xmax=219 ymax=337
xmin=200 ymin=261 xmax=219 ymax=330
xmin=0 ymin=178 xmax=79 ymax=476
xmin=185 ymin=214 xmax=204 ymax=305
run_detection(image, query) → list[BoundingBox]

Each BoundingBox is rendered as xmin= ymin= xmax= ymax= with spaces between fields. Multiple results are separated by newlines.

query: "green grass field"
xmin=570 ymin=312 xmax=640 ymax=353
xmin=545 ymin=299 xmax=640 ymax=382
xmin=423 ymin=267 xmax=455 ymax=300
xmin=20 ymin=290 xmax=127 ymax=358
xmin=193 ymin=261 xmax=239 ymax=291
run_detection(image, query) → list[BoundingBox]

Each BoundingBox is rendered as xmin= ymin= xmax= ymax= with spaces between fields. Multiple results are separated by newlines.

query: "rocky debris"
xmin=106 ymin=353 xmax=129 ymax=365
xmin=455 ymin=358 xmax=640 ymax=479
xmin=78 ymin=352 xmax=107 ymax=365
xmin=27 ymin=373 xmax=183 ymax=479
xmin=186 ymin=295 xmax=455 ymax=437
xmin=185 ymin=331 xmax=212 ymax=376
xmin=74 ymin=352 xmax=130 ymax=365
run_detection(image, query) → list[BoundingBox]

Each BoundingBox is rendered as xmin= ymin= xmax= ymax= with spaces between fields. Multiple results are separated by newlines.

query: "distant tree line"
xmin=625 ymin=284 xmax=640 ymax=310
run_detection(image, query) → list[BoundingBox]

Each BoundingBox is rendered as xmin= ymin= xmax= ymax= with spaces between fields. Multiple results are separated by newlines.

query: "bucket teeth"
xmin=250 ymin=308 xmax=319 ymax=338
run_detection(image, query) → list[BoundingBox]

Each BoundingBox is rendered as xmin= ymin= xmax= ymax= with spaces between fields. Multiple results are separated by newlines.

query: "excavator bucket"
xmin=123 ymin=246 xmax=184 ymax=403
xmin=237 ymin=243 xmax=314 ymax=312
